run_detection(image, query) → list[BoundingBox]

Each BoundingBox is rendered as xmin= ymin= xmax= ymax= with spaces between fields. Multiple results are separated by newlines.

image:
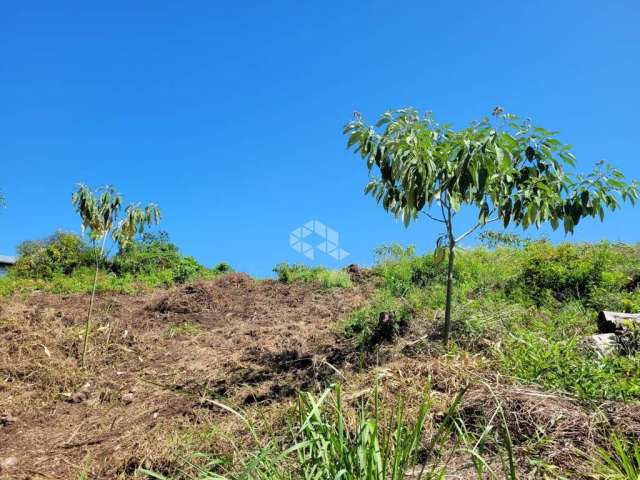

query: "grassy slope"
xmin=349 ymin=241 xmax=640 ymax=402
xmin=2 ymin=241 xmax=640 ymax=479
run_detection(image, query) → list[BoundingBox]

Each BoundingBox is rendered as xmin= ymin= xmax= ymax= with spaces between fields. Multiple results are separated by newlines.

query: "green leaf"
xmin=449 ymin=195 xmax=460 ymax=212
xmin=402 ymin=208 xmax=411 ymax=227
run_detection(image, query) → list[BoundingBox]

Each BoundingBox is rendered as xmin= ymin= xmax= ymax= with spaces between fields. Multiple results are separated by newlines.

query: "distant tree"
xmin=71 ymin=184 xmax=161 ymax=367
xmin=345 ymin=107 xmax=639 ymax=345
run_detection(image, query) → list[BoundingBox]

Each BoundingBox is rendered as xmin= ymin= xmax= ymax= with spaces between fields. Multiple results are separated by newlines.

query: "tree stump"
xmin=597 ymin=311 xmax=640 ymax=334
xmin=581 ymin=333 xmax=618 ymax=357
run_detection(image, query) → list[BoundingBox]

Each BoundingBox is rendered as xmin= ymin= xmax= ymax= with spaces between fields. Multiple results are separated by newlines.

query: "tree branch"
xmin=439 ymin=193 xmax=448 ymax=225
xmin=455 ymin=216 xmax=500 ymax=243
xmin=423 ymin=211 xmax=446 ymax=223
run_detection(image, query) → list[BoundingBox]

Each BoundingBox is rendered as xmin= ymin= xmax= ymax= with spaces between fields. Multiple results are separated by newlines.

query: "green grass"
xmin=498 ymin=327 xmax=640 ymax=401
xmin=348 ymin=240 xmax=640 ymax=402
xmin=341 ymin=289 xmax=412 ymax=349
xmin=0 ymin=265 xmax=224 ymax=297
xmin=588 ymin=434 xmax=640 ymax=479
xmin=273 ymin=263 xmax=352 ymax=288
xmin=166 ymin=321 xmax=201 ymax=338
xmin=141 ymin=382 xmax=522 ymax=480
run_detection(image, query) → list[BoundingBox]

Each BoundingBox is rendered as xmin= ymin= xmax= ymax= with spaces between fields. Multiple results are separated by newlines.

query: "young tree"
xmin=71 ymin=184 xmax=161 ymax=367
xmin=345 ymin=108 xmax=639 ymax=345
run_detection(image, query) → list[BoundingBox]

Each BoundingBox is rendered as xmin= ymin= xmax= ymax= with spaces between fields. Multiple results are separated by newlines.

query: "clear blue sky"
xmin=1 ymin=1 xmax=639 ymax=276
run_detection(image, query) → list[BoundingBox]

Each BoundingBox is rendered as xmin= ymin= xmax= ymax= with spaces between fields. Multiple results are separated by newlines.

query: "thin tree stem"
xmin=443 ymin=203 xmax=455 ymax=346
xmin=81 ymin=235 xmax=107 ymax=368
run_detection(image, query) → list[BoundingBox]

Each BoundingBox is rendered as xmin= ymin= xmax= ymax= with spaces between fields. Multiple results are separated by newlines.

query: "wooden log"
xmin=597 ymin=311 xmax=640 ymax=334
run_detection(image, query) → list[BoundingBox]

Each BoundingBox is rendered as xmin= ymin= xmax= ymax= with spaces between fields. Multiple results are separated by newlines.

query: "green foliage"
xmin=285 ymin=384 xmax=438 ymax=480
xmin=2 ymin=231 xmax=228 ymax=296
xmin=142 ymin=383 xmax=467 ymax=480
xmin=12 ymin=231 xmax=96 ymax=279
xmin=342 ymin=290 xmax=412 ymax=349
xmin=373 ymin=243 xmax=449 ymax=295
xmin=478 ymin=230 xmax=532 ymax=249
xmin=588 ymin=434 xmax=640 ymax=479
xmin=499 ymin=326 xmax=640 ymax=401
xmin=360 ymin=241 xmax=640 ymax=401
xmin=516 ymin=242 xmax=607 ymax=305
xmin=345 ymin=107 xmax=639 ymax=344
xmin=345 ymin=107 xmax=638 ymax=233
xmin=71 ymin=183 xmax=161 ymax=249
xmin=508 ymin=242 xmax=640 ymax=308
xmin=213 ymin=262 xmax=233 ymax=274
xmin=273 ymin=263 xmax=352 ymax=288
xmin=112 ymin=232 xmax=211 ymax=284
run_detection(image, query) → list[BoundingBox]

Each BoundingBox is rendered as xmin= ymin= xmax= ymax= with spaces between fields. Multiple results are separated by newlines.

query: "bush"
xmin=3 ymin=230 xmax=227 ymax=294
xmin=112 ymin=232 xmax=211 ymax=284
xmin=510 ymin=242 xmax=603 ymax=306
xmin=273 ymin=263 xmax=351 ymax=288
xmin=511 ymin=242 xmax=640 ymax=308
xmin=113 ymin=232 xmax=183 ymax=275
xmin=213 ymin=262 xmax=233 ymax=274
xmin=373 ymin=244 xmax=449 ymax=295
xmin=12 ymin=231 xmax=96 ymax=279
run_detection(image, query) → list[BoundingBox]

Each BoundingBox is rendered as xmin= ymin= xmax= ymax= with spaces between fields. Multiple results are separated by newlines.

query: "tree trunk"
xmin=442 ymin=241 xmax=455 ymax=345
xmin=81 ymin=237 xmax=106 ymax=368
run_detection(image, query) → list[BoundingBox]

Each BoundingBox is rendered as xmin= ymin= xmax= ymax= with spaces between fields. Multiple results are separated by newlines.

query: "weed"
xmin=142 ymin=382 xmax=466 ymax=480
xmin=166 ymin=321 xmax=201 ymax=338
xmin=588 ymin=434 xmax=640 ymax=479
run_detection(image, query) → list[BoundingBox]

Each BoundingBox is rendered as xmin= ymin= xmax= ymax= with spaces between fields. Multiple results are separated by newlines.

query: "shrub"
xmin=515 ymin=242 xmax=607 ymax=305
xmin=373 ymin=244 xmax=449 ymax=295
xmin=12 ymin=231 xmax=96 ymax=279
xmin=213 ymin=262 xmax=233 ymax=274
xmin=3 ymin=230 xmax=224 ymax=294
xmin=112 ymin=232 xmax=182 ymax=275
xmin=112 ymin=232 xmax=210 ymax=284
xmin=273 ymin=263 xmax=351 ymax=288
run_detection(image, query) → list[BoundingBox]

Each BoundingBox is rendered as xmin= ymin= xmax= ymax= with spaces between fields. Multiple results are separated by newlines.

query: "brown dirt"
xmin=2 ymin=273 xmax=640 ymax=479
xmin=0 ymin=275 xmax=369 ymax=479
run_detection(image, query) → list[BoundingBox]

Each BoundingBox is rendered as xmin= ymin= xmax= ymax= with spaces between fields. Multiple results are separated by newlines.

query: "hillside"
xmin=1 ymin=241 xmax=640 ymax=479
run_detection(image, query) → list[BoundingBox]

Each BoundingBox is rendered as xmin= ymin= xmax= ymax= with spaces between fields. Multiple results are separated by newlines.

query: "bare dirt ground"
xmin=0 ymin=274 xmax=369 ymax=479
xmin=2 ymin=273 xmax=640 ymax=479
